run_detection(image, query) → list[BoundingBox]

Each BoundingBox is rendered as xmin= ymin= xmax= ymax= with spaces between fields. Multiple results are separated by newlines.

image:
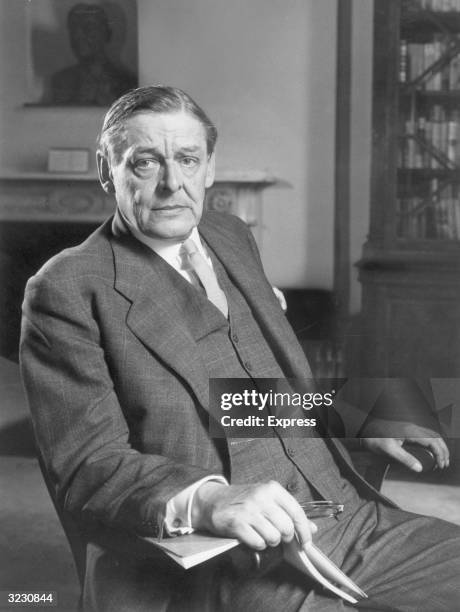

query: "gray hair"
xmin=98 ymin=85 xmax=218 ymax=160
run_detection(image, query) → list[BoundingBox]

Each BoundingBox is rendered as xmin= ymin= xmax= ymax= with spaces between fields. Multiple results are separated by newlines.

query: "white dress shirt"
xmin=129 ymin=223 xmax=213 ymax=285
xmin=124 ymin=216 xmax=229 ymax=534
xmin=123 ymin=213 xmax=285 ymax=533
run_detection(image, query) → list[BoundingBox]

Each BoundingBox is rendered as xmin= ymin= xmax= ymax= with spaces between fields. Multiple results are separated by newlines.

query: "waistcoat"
xmin=175 ymin=241 xmax=359 ymax=509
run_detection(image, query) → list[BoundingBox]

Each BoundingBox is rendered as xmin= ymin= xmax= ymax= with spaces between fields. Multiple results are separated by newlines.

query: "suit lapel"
xmin=109 ymin=219 xmax=211 ymax=412
xmin=199 ymin=216 xmax=313 ymax=381
xmin=109 ymin=211 xmax=312 ymax=413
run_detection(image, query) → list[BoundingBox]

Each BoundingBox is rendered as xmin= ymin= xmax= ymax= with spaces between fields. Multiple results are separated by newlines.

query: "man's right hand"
xmin=191 ymin=480 xmax=318 ymax=551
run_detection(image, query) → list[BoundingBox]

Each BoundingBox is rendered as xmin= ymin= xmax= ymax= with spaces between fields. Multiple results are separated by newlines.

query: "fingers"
xmin=427 ymin=437 xmax=449 ymax=468
xmin=273 ymin=485 xmax=318 ymax=547
xmin=407 ymin=437 xmax=450 ymax=469
xmin=231 ymin=519 xmax=270 ymax=551
xmin=260 ymin=503 xmax=296 ymax=544
xmin=377 ymin=438 xmax=424 ymax=472
xmin=194 ymin=480 xmax=317 ymax=551
xmin=362 ymin=436 xmax=450 ymax=471
xmin=240 ymin=481 xmax=317 ymax=549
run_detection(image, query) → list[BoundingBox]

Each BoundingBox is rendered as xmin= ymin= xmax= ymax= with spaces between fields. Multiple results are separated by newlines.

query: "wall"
xmin=349 ymin=0 xmax=374 ymax=314
xmin=138 ymin=0 xmax=338 ymax=288
xmin=0 ymin=0 xmax=338 ymax=289
xmin=0 ymin=0 xmax=108 ymax=175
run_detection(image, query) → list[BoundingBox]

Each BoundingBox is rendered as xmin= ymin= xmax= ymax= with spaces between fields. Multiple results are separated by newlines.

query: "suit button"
xmin=287 ymin=482 xmax=297 ymax=493
xmin=287 ymin=448 xmax=296 ymax=458
xmin=232 ymin=333 xmax=239 ymax=344
xmin=244 ymin=361 xmax=253 ymax=371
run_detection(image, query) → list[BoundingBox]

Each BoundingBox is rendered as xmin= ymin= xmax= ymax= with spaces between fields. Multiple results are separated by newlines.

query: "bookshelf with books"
xmin=357 ymin=0 xmax=460 ymax=382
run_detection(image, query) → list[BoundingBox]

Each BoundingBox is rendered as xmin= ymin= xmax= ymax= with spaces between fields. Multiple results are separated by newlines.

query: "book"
xmin=142 ymin=532 xmax=367 ymax=604
xmin=142 ymin=532 xmax=239 ymax=569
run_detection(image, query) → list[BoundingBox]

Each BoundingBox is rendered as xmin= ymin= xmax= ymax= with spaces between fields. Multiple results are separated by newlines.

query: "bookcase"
xmin=357 ymin=0 xmax=460 ymax=380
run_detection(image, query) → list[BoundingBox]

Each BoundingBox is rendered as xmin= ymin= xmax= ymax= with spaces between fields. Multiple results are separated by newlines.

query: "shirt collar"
xmin=118 ymin=209 xmax=208 ymax=270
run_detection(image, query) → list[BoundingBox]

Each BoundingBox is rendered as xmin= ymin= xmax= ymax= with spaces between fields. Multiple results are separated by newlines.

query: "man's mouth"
xmin=153 ymin=204 xmax=189 ymax=211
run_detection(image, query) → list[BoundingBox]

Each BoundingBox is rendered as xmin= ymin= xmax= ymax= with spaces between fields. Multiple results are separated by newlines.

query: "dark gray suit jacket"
xmin=20 ymin=211 xmax=391 ymax=608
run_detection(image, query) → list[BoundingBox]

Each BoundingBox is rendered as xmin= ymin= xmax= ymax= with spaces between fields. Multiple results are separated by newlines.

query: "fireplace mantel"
xmin=0 ymin=170 xmax=279 ymax=243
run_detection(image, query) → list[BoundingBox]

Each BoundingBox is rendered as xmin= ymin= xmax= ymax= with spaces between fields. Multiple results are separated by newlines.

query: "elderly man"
xmin=20 ymin=86 xmax=460 ymax=611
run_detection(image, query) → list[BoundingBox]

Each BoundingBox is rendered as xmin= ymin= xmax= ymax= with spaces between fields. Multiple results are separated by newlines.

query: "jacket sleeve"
xmin=20 ymin=272 xmax=214 ymax=538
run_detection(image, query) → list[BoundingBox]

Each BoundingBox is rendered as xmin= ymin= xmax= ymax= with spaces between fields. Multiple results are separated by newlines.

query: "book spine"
xmin=400 ymin=40 xmax=408 ymax=83
xmin=453 ymin=187 xmax=460 ymax=239
xmin=405 ymin=121 xmax=416 ymax=168
xmin=421 ymin=0 xmax=460 ymax=10
xmin=447 ymin=121 xmax=458 ymax=163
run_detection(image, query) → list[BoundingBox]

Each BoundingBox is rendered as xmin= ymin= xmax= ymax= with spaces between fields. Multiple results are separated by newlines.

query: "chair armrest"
xmin=400 ymin=443 xmax=436 ymax=471
xmin=344 ymin=440 xmax=436 ymax=491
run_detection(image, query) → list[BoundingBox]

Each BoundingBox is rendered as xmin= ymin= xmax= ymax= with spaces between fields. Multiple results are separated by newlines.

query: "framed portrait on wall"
xmin=25 ymin=0 xmax=138 ymax=106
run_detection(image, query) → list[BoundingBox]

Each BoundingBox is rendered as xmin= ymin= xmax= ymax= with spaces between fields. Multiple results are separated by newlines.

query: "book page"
xmin=142 ymin=533 xmax=239 ymax=569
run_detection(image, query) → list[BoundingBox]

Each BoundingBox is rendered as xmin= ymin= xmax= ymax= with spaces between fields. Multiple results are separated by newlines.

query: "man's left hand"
xmin=361 ymin=436 xmax=450 ymax=471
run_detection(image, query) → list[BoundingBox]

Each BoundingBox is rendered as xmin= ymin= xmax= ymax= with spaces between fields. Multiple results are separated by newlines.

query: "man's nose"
xmin=158 ymin=161 xmax=182 ymax=193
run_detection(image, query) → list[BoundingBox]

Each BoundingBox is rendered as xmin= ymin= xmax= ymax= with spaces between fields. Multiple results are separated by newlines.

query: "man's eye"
xmin=180 ymin=157 xmax=198 ymax=168
xmin=134 ymin=159 xmax=158 ymax=171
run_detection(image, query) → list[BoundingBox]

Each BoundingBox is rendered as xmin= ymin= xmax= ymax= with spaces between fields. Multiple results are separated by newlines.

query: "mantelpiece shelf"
xmin=0 ymin=170 xmax=281 ymax=245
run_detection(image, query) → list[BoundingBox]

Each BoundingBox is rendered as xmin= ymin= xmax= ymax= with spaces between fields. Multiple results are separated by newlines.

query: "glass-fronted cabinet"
xmin=358 ymin=0 xmax=460 ymax=380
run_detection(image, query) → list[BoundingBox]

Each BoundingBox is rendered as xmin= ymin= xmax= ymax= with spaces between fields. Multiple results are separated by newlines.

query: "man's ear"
xmin=205 ymin=152 xmax=216 ymax=188
xmin=96 ymin=150 xmax=115 ymax=194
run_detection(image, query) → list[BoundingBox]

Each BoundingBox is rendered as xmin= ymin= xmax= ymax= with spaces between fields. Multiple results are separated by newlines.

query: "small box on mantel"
xmin=48 ymin=148 xmax=89 ymax=173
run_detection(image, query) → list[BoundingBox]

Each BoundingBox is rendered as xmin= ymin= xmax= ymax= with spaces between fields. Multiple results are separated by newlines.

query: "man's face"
xmin=103 ymin=111 xmax=215 ymax=241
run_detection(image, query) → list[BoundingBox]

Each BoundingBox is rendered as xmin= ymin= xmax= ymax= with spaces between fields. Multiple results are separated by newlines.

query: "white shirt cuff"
xmin=164 ymin=475 xmax=228 ymax=535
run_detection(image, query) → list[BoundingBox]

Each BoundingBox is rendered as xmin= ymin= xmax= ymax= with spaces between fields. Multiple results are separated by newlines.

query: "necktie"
xmin=182 ymin=239 xmax=228 ymax=318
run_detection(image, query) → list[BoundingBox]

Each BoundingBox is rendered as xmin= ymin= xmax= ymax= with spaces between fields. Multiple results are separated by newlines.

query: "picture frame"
xmin=25 ymin=0 xmax=138 ymax=106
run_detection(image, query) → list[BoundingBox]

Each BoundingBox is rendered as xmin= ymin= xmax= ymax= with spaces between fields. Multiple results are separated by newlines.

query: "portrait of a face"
xmin=26 ymin=0 xmax=138 ymax=106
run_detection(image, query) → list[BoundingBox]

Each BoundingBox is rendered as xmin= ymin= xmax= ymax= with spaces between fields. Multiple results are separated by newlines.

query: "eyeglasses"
xmin=300 ymin=500 xmax=344 ymax=519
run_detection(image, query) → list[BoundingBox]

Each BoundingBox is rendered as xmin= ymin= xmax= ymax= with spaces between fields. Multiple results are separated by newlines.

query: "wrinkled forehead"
xmin=105 ymin=111 xmax=208 ymax=162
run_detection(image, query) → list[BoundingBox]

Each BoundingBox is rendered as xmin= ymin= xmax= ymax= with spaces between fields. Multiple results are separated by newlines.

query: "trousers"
xmin=213 ymin=501 xmax=460 ymax=612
